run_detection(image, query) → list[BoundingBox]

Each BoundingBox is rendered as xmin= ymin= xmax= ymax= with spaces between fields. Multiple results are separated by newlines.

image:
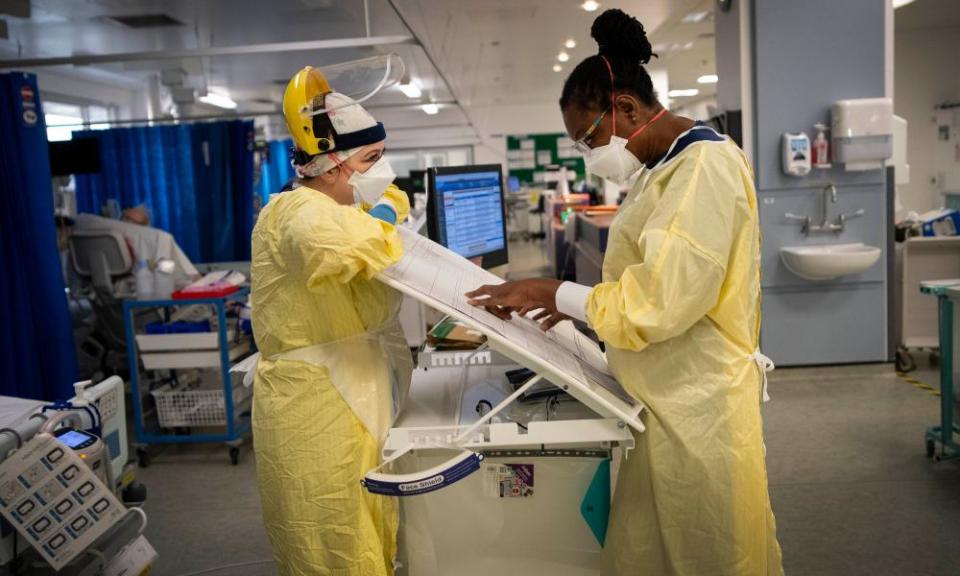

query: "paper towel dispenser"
xmin=831 ymin=98 xmax=893 ymax=171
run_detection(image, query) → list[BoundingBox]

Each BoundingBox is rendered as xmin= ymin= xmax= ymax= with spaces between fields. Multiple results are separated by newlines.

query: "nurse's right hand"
xmin=466 ymin=279 xmax=564 ymax=328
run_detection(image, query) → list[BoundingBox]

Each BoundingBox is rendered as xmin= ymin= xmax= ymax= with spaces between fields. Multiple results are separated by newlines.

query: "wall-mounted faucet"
xmin=819 ymin=184 xmax=837 ymax=229
xmin=784 ymin=183 xmax=865 ymax=235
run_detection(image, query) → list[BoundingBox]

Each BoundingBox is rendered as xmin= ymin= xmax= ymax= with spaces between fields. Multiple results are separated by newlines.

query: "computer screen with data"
xmin=427 ymin=164 xmax=509 ymax=269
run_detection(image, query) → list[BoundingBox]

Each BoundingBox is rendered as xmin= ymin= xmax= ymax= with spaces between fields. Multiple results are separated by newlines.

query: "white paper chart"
xmin=379 ymin=227 xmax=644 ymax=432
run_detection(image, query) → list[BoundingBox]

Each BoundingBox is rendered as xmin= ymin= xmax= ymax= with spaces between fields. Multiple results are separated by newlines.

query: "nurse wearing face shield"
xmin=249 ymin=66 xmax=413 ymax=575
xmin=466 ymin=9 xmax=783 ymax=576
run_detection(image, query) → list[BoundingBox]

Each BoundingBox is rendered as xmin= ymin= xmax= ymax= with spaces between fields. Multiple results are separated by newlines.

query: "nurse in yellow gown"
xmin=467 ymin=10 xmax=784 ymax=576
xmin=251 ymin=67 xmax=412 ymax=576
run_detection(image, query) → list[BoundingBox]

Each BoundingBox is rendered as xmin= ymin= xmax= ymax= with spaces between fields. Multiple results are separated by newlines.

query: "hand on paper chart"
xmin=465 ymin=279 xmax=569 ymax=330
xmin=378 ymin=227 xmax=640 ymax=415
xmin=526 ymin=308 xmax=571 ymax=331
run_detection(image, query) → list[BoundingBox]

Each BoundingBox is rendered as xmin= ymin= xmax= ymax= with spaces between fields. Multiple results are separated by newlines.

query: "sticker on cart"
xmin=0 ymin=480 xmax=25 ymax=507
xmin=42 ymin=530 xmax=71 ymax=559
xmin=485 ymin=463 xmax=534 ymax=498
xmin=11 ymin=496 xmax=40 ymax=523
xmin=52 ymin=497 xmax=76 ymax=519
xmin=66 ymin=511 xmax=92 ymax=538
xmin=28 ymin=515 xmax=53 ymax=540
xmin=59 ymin=464 xmax=80 ymax=484
xmin=73 ymin=480 xmax=96 ymax=503
xmin=0 ymin=434 xmax=127 ymax=570
xmin=44 ymin=447 xmax=65 ymax=466
xmin=21 ymin=462 xmax=47 ymax=486
xmin=37 ymin=479 xmax=66 ymax=505
xmin=89 ymin=497 xmax=112 ymax=518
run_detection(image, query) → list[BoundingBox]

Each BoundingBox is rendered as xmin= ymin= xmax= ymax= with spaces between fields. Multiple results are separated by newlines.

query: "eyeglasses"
xmin=572 ymin=108 xmax=609 ymax=154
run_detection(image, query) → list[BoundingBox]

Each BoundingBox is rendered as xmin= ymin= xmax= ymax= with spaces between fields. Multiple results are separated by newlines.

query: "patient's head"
xmin=122 ymin=206 xmax=150 ymax=226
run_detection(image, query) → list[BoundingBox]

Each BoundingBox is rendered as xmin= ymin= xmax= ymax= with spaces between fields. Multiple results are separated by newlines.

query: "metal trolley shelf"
xmin=920 ymin=281 xmax=960 ymax=461
xmin=895 ymin=237 xmax=960 ymax=372
xmin=124 ymin=288 xmax=253 ymax=466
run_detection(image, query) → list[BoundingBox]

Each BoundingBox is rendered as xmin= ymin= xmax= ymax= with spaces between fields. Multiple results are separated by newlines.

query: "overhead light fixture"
xmin=398 ymin=80 xmax=422 ymax=99
xmin=661 ymin=41 xmax=695 ymax=52
xmin=553 ymin=64 xmax=562 ymax=72
xmin=198 ymin=92 xmax=237 ymax=110
xmin=581 ymin=1 xmax=600 ymax=12
xmin=697 ymin=74 xmax=718 ymax=84
xmin=422 ymin=103 xmax=439 ymax=115
xmin=558 ymin=51 xmax=570 ymax=62
xmin=565 ymin=38 xmax=576 ymax=49
xmin=667 ymin=89 xmax=699 ymax=98
xmin=682 ymin=10 xmax=711 ymax=23
xmin=893 ymin=0 xmax=917 ymax=8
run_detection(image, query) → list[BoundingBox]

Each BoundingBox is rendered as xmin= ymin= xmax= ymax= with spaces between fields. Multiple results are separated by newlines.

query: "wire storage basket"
xmin=151 ymin=374 xmax=251 ymax=428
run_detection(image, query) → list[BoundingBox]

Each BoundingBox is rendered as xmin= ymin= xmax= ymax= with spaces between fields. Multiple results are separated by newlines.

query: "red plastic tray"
xmin=171 ymin=285 xmax=240 ymax=300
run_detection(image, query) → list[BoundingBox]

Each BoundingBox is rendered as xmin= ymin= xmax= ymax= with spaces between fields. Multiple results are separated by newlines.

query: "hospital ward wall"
xmin=376 ymin=100 xmax=565 ymax=168
xmin=471 ymin=102 xmax=569 ymax=166
xmin=752 ymin=0 xmax=890 ymax=365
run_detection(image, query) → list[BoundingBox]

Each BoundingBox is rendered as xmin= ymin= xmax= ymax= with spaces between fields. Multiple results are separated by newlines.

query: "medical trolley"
xmin=124 ymin=288 xmax=253 ymax=466
xmin=921 ymin=281 xmax=960 ymax=461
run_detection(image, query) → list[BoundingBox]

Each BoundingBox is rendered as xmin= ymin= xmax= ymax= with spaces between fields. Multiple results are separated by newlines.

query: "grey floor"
xmin=132 ymin=240 xmax=960 ymax=576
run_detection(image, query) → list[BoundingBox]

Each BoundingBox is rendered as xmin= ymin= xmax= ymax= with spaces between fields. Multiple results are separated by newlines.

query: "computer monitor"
xmin=393 ymin=177 xmax=415 ymax=205
xmin=427 ymin=164 xmax=509 ymax=269
xmin=409 ymin=169 xmax=427 ymax=193
xmin=507 ymin=175 xmax=521 ymax=193
xmin=395 ymin=170 xmax=427 ymax=206
xmin=49 ymin=137 xmax=101 ymax=176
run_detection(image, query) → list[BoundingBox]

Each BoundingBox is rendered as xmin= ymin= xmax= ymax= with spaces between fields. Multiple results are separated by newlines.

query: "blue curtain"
xmin=0 ymin=72 xmax=78 ymax=400
xmin=74 ymin=120 xmax=255 ymax=263
xmin=191 ymin=121 xmax=255 ymax=262
xmin=74 ymin=125 xmax=199 ymax=258
xmin=257 ymin=139 xmax=295 ymax=204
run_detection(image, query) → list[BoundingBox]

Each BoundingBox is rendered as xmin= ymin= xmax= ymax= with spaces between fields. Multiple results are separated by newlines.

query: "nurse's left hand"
xmin=528 ymin=308 xmax=571 ymax=331
xmin=466 ymin=279 xmax=563 ymax=325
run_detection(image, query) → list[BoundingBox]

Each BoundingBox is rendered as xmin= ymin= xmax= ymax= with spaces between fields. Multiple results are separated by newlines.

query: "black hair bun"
xmin=591 ymin=8 xmax=654 ymax=64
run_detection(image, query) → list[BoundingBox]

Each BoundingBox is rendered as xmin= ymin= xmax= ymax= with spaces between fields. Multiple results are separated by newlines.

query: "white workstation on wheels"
xmin=367 ymin=164 xmax=644 ymax=575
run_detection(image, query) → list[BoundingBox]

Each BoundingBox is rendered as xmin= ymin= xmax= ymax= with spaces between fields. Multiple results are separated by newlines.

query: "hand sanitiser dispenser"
xmin=831 ymin=98 xmax=893 ymax=171
xmin=782 ymin=132 xmax=812 ymax=177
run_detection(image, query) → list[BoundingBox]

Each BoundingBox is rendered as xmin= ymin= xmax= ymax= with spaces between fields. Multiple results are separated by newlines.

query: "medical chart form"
xmin=379 ymin=227 xmax=643 ymax=431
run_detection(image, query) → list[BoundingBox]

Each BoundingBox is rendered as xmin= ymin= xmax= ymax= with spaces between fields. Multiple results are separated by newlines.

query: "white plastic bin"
xmin=151 ymin=377 xmax=252 ymax=428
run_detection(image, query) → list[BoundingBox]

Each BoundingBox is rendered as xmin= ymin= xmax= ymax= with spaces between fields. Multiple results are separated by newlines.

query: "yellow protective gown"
xmin=586 ymin=139 xmax=784 ymax=575
xmin=250 ymin=184 xmax=412 ymax=576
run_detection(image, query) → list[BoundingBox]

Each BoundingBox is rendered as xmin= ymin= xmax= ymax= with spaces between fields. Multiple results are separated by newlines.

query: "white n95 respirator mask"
xmin=349 ymin=156 xmax=396 ymax=205
xmin=584 ymin=136 xmax=644 ymax=185
xmin=583 ymin=105 xmax=668 ymax=185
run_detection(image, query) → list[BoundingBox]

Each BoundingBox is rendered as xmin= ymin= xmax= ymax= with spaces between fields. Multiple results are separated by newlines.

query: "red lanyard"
xmin=600 ymin=55 xmax=666 ymax=142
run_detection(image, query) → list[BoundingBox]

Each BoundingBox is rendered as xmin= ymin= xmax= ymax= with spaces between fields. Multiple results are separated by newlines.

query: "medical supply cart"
xmin=921 ymin=281 xmax=960 ymax=461
xmin=124 ymin=288 xmax=253 ymax=466
xmin=372 ymin=228 xmax=644 ymax=574
xmin=894 ymin=237 xmax=960 ymax=372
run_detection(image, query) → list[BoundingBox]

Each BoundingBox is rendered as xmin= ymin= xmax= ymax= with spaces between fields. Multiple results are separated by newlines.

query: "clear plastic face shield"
xmin=300 ymin=53 xmax=406 ymax=120
xmin=290 ymin=53 xmax=405 ymax=189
